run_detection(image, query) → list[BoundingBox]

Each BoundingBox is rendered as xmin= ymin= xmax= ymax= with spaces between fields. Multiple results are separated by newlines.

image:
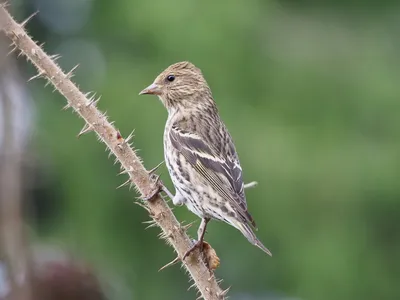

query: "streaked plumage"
xmin=140 ymin=61 xmax=271 ymax=257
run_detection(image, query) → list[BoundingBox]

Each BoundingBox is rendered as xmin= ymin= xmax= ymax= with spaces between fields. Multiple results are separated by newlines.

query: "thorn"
xmin=62 ymin=103 xmax=71 ymax=110
xmin=117 ymin=167 xmax=133 ymax=176
xmin=244 ymin=181 xmax=258 ymax=189
xmin=148 ymin=161 xmax=164 ymax=174
xmin=145 ymin=223 xmax=158 ymax=230
xmin=101 ymin=111 xmax=108 ymax=121
xmin=86 ymin=96 xmax=101 ymax=107
xmin=17 ymin=50 xmax=24 ymax=58
xmin=39 ymin=42 xmax=45 ymax=48
xmin=65 ymin=64 xmax=79 ymax=79
xmin=217 ymin=287 xmax=230 ymax=298
xmin=49 ymin=54 xmax=61 ymax=61
xmin=7 ymin=45 xmax=17 ymax=56
xmin=180 ymin=221 xmax=194 ymax=232
xmin=0 ymin=2 xmax=10 ymax=8
xmin=116 ymin=179 xmax=131 ymax=189
xmin=124 ymin=130 xmax=135 ymax=144
xmin=133 ymin=201 xmax=151 ymax=213
xmin=84 ymin=91 xmax=94 ymax=98
xmin=196 ymin=296 xmax=204 ymax=300
xmin=77 ymin=123 xmax=93 ymax=138
xmin=159 ymin=230 xmax=173 ymax=239
xmin=158 ymin=256 xmax=180 ymax=272
xmin=143 ymin=219 xmax=158 ymax=230
xmin=187 ymin=282 xmax=197 ymax=291
xmin=87 ymin=95 xmax=95 ymax=102
xmin=44 ymin=76 xmax=55 ymax=87
xmin=28 ymin=70 xmax=45 ymax=82
xmin=142 ymin=219 xmax=155 ymax=224
xmin=20 ymin=11 xmax=38 ymax=28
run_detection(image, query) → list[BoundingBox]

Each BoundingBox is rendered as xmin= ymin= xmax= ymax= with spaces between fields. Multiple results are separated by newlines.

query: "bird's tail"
xmin=233 ymin=221 xmax=272 ymax=256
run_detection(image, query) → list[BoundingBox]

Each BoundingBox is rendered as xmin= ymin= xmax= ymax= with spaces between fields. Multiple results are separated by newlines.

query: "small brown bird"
xmin=140 ymin=62 xmax=271 ymax=258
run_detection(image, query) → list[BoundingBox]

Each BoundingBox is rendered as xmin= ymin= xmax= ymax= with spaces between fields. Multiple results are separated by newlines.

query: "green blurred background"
xmin=5 ymin=0 xmax=400 ymax=299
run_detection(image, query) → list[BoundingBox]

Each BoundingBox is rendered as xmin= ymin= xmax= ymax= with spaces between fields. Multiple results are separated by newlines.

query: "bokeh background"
xmin=1 ymin=0 xmax=400 ymax=299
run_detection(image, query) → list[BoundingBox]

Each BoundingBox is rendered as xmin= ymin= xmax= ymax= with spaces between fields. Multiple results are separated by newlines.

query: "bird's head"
xmin=139 ymin=61 xmax=214 ymax=112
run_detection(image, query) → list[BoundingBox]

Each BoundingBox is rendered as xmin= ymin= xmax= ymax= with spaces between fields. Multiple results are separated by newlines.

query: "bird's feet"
xmin=159 ymin=240 xmax=220 ymax=271
xmin=183 ymin=239 xmax=205 ymax=260
xmin=142 ymin=173 xmax=163 ymax=201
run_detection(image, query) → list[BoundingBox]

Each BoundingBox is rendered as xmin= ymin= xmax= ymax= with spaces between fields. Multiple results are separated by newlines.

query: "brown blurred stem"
xmin=0 ymin=40 xmax=33 ymax=299
xmin=0 ymin=4 xmax=227 ymax=300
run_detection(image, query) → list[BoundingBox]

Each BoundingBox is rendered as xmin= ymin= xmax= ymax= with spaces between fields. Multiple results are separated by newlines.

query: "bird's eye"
xmin=166 ymin=75 xmax=175 ymax=82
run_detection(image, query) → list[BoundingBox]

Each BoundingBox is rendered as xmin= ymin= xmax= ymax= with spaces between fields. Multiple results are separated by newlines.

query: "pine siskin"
xmin=140 ymin=61 xmax=272 ymax=258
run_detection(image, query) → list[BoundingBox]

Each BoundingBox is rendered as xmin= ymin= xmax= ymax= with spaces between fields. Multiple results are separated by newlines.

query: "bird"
xmin=139 ymin=61 xmax=272 ymax=258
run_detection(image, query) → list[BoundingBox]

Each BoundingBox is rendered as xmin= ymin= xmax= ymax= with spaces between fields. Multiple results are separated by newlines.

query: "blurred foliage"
xmin=13 ymin=0 xmax=400 ymax=299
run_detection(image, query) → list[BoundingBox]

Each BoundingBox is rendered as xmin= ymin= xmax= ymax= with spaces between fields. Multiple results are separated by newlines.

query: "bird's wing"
xmin=169 ymin=124 xmax=256 ymax=227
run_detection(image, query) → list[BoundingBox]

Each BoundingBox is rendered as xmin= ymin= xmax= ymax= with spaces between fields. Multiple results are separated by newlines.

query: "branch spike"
xmin=0 ymin=2 xmax=10 ymax=8
xmin=158 ymin=230 xmax=173 ymax=240
xmin=77 ymin=123 xmax=93 ymax=138
xmin=7 ymin=45 xmax=17 ymax=56
xmin=20 ymin=11 xmax=38 ymax=28
xmin=28 ymin=70 xmax=45 ymax=82
xmin=158 ymin=256 xmax=180 ymax=272
xmin=143 ymin=220 xmax=158 ymax=230
xmin=133 ymin=201 xmax=151 ymax=213
xmin=117 ymin=166 xmax=133 ymax=176
xmin=86 ymin=95 xmax=100 ymax=107
xmin=180 ymin=221 xmax=194 ymax=232
xmin=44 ymin=77 xmax=54 ymax=87
xmin=217 ymin=287 xmax=230 ymax=298
xmin=188 ymin=282 xmax=197 ymax=291
xmin=84 ymin=91 xmax=94 ymax=98
xmin=65 ymin=64 xmax=79 ymax=79
xmin=116 ymin=179 xmax=131 ymax=189
xmin=49 ymin=54 xmax=61 ymax=61
xmin=124 ymin=130 xmax=135 ymax=144
xmin=148 ymin=161 xmax=164 ymax=174
xmin=62 ymin=103 xmax=71 ymax=110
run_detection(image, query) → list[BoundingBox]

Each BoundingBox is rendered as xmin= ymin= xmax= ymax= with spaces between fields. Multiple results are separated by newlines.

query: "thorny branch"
xmin=0 ymin=4 xmax=228 ymax=300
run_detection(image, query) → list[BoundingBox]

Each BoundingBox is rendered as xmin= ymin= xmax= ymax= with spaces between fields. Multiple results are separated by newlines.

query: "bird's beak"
xmin=139 ymin=83 xmax=162 ymax=96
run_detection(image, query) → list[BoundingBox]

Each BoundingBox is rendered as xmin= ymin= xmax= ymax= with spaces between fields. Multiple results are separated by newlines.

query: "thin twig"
xmin=0 ymin=5 xmax=225 ymax=300
xmin=0 ymin=34 xmax=33 ymax=300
